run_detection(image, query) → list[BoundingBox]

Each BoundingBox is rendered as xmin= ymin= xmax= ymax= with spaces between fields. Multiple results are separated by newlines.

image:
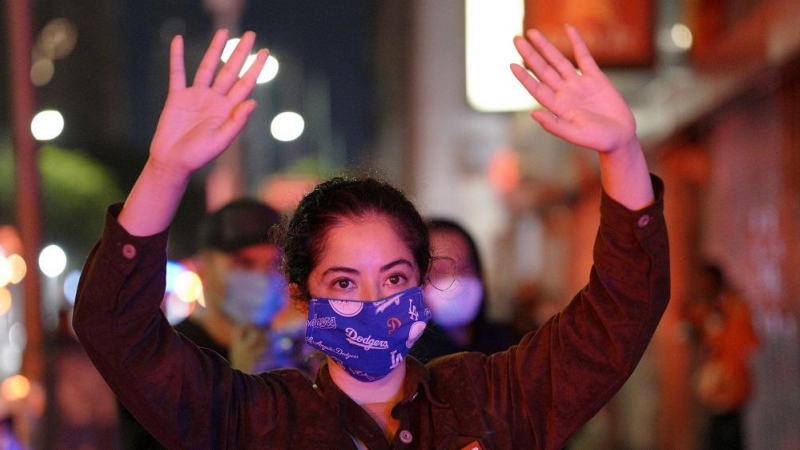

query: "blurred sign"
xmin=523 ymin=0 xmax=654 ymax=67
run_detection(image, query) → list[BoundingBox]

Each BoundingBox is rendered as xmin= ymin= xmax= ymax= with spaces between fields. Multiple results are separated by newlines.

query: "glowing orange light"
xmin=1 ymin=374 xmax=31 ymax=402
xmin=488 ymin=146 xmax=521 ymax=195
xmin=0 ymin=287 xmax=11 ymax=316
xmin=174 ymin=271 xmax=203 ymax=303
xmin=0 ymin=225 xmax=23 ymax=255
xmin=9 ymin=254 xmax=26 ymax=284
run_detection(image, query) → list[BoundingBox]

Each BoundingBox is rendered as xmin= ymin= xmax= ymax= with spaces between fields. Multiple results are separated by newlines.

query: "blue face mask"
xmin=222 ymin=270 xmax=287 ymax=327
xmin=305 ymin=287 xmax=431 ymax=382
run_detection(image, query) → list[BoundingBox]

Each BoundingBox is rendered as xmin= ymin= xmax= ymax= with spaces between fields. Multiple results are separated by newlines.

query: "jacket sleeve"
xmin=474 ymin=175 xmax=670 ymax=449
xmin=71 ymin=204 xmax=278 ymax=449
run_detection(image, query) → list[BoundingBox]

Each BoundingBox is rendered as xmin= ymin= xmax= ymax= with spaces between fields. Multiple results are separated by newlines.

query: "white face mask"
xmin=222 ymin=270 xmax=287 ymax=327
xmin=422 ymin=276 xmax=483 ymax=328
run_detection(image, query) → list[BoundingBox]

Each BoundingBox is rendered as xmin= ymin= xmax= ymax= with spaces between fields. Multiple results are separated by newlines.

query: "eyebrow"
xmin=320 ymin=258 xmax=415 ymax=278
xmin=380 ymin=258 xmax=415 ymax=272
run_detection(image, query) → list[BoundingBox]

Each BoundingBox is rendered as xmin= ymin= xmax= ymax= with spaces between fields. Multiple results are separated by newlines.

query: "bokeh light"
xmin=30 ymin=110 xmax=64 ymax=141
xmin=0 ymin=287 xmax=11 ymax=316
xmin=1 ymin=374 xmax=31 ymax=402
xmin=38 ymin=18 xmax=78 ymax=60
xmin=31 ymin=57 xmax=55 ymax=87
xmin=0 ymin=256 xmax=11 ymax=287
xmin=62 ymin=269 xmax=82 ymax=304
xmin=253 ymin=53 xmax=279 ymax=84
xmin=39 ymin=244 xmax=67 ymax=278
xmin=270 ymin=111 xmax=305 ymax=142
xmin=164 ymin=292 xmax=196 ymax=324
xmin=671 ymin=23 xmax=693 ymax=51
xmin=174 ymin=270 xmax=203 ymax=303
xmin=165 ymin=260 xmax=185 ymax=294
xmin=0 ymin=226 xmax=23 ymax=255
xmin=8 ymin=254 xmax=26 ymax=284
xmin=9 ymin=323 xmax=26 ymax=350
xmin=221 ymin=38 xmax=240 ymax=61
xmin=30 ymin=18 xmax=78 ymax=87
xmin=465 ymin=0 xmax=537 ymax=111
xmin=221 ymin=38 xmax=279 ymax=83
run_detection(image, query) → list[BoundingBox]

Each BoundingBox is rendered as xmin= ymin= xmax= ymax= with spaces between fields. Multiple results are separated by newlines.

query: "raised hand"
xmin=510 ymin=24 xmax=653 ymax=209
xmin=118 ymin=29 xmax=268 ymax=236
xmin=511 ymin=25 xmax=636 ymax=155
xmin=148 ymin=29 xmax=269 ymax=178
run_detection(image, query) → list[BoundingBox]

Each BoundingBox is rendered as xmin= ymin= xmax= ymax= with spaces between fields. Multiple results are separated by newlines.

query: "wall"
xmin=654 ymin=61 xmax=800 ymax=449
xmin=704 ymin=72 xmax=800 ymax=450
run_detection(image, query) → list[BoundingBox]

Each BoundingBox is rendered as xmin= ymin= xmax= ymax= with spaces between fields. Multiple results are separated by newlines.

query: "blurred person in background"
xmin=118 ymin=198 xmax=312 ymax=449
xmin=40 ymin=308 xmax=119 ymax=449
xmin=683 ymin=262 xmax=759 ymax=450
xmin=411 ymin=218 xmax=517 ymax=363
xmin=181 ymin=198 xmax=309 ymax=374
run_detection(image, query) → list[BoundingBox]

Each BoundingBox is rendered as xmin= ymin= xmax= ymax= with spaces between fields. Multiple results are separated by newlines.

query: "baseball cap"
xmin=196 ymin=198 xmax=282 ymax=253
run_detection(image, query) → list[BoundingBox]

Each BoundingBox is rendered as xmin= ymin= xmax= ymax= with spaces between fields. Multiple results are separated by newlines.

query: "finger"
xmin=526 ymin=28 xmax=579 ymax=81
xmin=510 ymin=63 xmax=539 ymax=96
xmin=510 ymin=63 xmax=556 ymax=110
xmin=168 ymin=35 xmax=186 ymax=91
xmin=212 ymin=99 xmax=257 ymax=147
xmin=565 ymin=24 xmax=601 ymax=76
xmin=227 ymin=49 xmax=269 ymax=103
xmin=194 ymin=29 xmax=230 ymax=87
xmin=531 ymin=110 xmax=581 ymax=145
xmin=513 ymin=35 xmax=563 ymax=89
xmin=212 ymin=31 xmax=257 ymax=94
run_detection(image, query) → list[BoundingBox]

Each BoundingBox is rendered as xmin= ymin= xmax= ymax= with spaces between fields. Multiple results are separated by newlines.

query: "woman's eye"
xmin=335 ymin=279 xmax=353 ymax=290
xmin=387 ymin=274 xmax=406 ymax=286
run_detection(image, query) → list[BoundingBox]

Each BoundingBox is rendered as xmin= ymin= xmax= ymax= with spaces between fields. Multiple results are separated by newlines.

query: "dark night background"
xmin=1 ymin=0 xmax=385 ymax=261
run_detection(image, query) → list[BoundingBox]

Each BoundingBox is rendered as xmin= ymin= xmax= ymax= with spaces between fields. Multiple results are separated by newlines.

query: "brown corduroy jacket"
xmin=73 ymin=177 xmax=669 ymax=450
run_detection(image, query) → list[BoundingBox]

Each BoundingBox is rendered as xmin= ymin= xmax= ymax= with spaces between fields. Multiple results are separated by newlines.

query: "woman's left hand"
xmin=511 ymin=24 xmax=636 ymax=155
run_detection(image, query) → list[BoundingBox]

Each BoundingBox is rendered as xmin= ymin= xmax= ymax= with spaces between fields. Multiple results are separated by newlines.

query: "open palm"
xmin=148 ymin=30 xmax=268 ymax=176
xmin=511 ymin=25 xmax=636 ymax=154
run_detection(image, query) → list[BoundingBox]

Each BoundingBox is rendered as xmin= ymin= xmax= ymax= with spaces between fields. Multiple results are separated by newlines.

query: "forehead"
xmin=316 ymin=214 xmax=414 ymax=267
xmin=430 ymin=229 xmax=472 ymax=263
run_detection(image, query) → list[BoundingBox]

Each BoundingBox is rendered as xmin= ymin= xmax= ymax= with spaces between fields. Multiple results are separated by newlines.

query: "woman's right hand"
xmin=118 ymin=29 xmax=267 ymax=236
xmin=148 ymin=29 xmax=268 ymax=180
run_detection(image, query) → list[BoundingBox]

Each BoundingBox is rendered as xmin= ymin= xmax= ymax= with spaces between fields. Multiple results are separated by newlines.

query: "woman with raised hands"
xmin=74 ymin=25 xmax=669 ymax=449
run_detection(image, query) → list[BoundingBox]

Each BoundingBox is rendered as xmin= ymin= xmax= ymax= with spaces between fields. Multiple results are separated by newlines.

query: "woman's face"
xmin=307 ymin=214 xmax=420 ymax=301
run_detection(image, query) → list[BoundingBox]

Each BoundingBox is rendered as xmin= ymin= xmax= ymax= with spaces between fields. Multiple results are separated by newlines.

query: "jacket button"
xmin=122 ymin=244 xmax=137 ymax=259
xmin=399 ymin=430 xmax=413 ymax=444
xmin=636 ymin=214 xmax=651 ymax=228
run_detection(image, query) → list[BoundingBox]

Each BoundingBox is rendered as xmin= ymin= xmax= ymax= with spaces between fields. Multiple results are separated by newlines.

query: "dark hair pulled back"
xmin=281 ymin=177 xmax=430 ymax=302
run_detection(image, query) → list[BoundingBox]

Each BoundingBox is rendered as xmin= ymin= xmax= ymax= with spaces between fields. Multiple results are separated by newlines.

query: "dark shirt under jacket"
xmin=73 ymin=176 xmax=670 ymax=450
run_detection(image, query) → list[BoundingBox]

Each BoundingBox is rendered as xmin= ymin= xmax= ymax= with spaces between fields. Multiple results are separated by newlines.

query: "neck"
xmin=328 ymin=357 xmax=406 ymax=405
xmin=328 ymin=359 xmax=405 ymax=441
